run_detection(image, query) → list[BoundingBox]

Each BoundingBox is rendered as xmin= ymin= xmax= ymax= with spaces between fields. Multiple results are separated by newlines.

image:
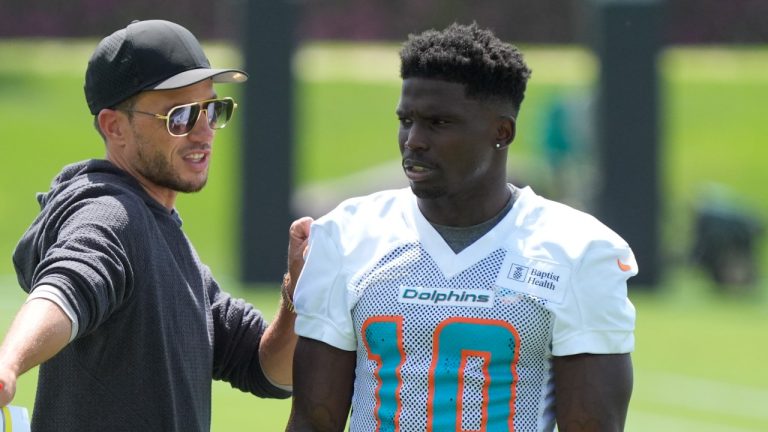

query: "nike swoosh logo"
xmin=617 ymin=259 xmax=632 ymax=272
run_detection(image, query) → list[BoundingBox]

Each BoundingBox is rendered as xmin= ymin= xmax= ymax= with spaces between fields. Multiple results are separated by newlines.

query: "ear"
xmin=495 ymin=115 xmax=516 ymax=149
xmin=97 ymin=109 xmax=129 ymax=146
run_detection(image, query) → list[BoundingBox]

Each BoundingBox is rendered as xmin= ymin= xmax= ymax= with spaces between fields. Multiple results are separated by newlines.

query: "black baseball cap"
xmin=84 ymin=19 xmax=248 ymax=115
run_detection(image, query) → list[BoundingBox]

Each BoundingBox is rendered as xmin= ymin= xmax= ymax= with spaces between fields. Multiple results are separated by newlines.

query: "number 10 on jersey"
xmin=363 ymin=316 xmax=521 ymax=431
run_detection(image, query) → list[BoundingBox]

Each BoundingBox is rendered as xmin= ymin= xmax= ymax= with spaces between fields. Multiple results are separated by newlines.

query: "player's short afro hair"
xmin=399 ymin=22 xmax=532 ymax=115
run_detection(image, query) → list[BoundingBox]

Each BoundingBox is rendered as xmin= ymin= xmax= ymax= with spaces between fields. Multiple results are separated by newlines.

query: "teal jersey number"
xmin=362 ymin=317 xmax=405 ymax=432
xmin=363 ymin=317 xmax=520 ymax=431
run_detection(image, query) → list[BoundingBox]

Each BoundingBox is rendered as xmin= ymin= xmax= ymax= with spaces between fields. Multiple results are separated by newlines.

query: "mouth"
xmin=185 ymin=152 xmax=207 ymax=162
xmin=402 ymin=158 xmax=435 ymax=181
xmin=182 ymin=149 xmax=211 ymax=171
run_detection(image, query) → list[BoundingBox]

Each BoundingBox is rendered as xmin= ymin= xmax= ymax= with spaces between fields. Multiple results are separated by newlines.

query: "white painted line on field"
xmin=4 ymin=41 xmax=766 ymax=84
xmin=294 ymin=43 xmax=400 ymax=84
xmin=522 ymin=48 xmax=596 ymax=85
xmin=663 ymin=48 xmax=768 ymax=83
xmin=293 ymin=44 xmax=597 ymax=85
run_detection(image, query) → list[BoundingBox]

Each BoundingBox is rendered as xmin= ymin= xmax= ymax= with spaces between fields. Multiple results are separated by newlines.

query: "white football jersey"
xmin=294 ymin=186 xmax=637 ymax=432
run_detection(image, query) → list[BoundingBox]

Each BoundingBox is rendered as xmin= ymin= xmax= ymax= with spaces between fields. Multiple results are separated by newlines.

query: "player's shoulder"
xmin=517 ymin=187 xmax=628 ymax=248
xmin=310 ymin=188 xmax=413 ymax=249
xmin=315 ymin=188 xmax=411 ymax=227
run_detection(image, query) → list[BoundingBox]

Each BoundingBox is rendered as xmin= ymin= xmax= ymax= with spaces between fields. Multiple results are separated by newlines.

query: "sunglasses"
xmin=121 ymin=97 xmax=237 ymax=137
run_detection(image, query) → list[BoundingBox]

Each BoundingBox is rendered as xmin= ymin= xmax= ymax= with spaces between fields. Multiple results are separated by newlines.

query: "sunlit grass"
xmin=1 ymin=41 xmax=767 ymax=430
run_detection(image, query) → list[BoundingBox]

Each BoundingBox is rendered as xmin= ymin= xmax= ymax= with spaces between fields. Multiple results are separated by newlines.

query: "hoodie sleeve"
xmin=22 ymin=195 xmax=135 ymax=339
xmin=209 ymin=275 xmax=291 ymax=399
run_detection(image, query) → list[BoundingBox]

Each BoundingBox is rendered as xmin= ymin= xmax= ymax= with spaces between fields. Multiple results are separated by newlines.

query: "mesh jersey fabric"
xmin=294 ymin=186 xmax=637 ymax=432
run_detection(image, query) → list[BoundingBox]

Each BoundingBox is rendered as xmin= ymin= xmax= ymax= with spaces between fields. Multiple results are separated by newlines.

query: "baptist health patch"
xmin=398 ymin=286 xmax=495 ymax=308
xmin=495 ymin=253 xmax=570 ymax=304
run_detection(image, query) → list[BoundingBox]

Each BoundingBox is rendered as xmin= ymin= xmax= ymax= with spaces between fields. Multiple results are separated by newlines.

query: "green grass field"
xmin=1 ymin=40 xmax=767 ymax=430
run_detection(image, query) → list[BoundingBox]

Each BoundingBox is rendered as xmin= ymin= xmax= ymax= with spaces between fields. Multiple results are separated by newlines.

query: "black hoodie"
xmin=13 ymin=159 xmax=287 ymax=432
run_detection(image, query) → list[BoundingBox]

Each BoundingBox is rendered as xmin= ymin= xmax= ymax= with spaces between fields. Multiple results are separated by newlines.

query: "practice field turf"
xmin=1 ymin=273 xmax=766 ymax=431
xmin=1 ymin=41 xmax=767 ymax=430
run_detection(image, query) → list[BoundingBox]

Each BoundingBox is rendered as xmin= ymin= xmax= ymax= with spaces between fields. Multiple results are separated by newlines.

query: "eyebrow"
xmin=396 ymin=107 xmax=461 ymax=119
xmin=164 ymin=94 xmax=220 ymax=110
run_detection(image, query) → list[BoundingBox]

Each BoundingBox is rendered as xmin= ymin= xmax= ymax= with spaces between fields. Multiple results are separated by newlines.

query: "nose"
xmin=402 ymin=124 xmax=427 ymax=151
xmin=188 ymin=108 xmax=214 ymax=141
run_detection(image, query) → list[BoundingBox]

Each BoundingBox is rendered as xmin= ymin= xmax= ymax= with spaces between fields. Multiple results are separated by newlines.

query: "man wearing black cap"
xmin=0 ymin=19 xmax=310 ymax=431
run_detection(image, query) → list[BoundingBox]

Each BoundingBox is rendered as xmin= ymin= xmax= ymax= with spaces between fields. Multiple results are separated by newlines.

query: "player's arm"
xmin=286 ymin=336 xmax=356 ymax=431
xmin=553 ymin=353 xmax=633 ymax=431
xmin=0 ymin=298 xmax=72 ymax=406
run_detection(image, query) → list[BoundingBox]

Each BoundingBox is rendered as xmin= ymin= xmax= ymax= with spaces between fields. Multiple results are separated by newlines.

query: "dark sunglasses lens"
xmin=206 ymin=100 xmax=233 ymax=129
xmin=168 ymin=104 xmax=199 ymax=136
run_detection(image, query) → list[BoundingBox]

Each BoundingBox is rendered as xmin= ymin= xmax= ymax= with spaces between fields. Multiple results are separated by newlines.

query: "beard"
xmin=133 ymin=129 xmax=208 ymax=193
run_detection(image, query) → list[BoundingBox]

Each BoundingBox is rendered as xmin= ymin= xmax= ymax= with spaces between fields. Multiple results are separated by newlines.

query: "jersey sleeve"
xmin=294 ymin=223 xmax=357 ymax=351
xmin=551 ymin=240 xmax=637 ymax=356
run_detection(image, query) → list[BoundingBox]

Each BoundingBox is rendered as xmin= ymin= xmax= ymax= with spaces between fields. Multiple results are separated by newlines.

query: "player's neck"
xmin=418 ymin=184 xmax=514 ymax=227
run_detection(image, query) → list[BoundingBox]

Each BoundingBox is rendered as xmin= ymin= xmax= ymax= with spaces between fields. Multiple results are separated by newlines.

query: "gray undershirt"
xmin=430 ymin=185 xmax=519 ymax=253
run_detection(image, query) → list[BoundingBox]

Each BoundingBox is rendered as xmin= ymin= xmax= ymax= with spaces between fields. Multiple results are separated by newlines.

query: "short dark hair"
xmin=400 ymin=23 xmax=532 ymax=116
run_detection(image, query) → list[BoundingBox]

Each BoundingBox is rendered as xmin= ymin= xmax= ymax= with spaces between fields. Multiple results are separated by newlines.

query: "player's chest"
xmin=349 ymin=250 xmax=555 ymax=359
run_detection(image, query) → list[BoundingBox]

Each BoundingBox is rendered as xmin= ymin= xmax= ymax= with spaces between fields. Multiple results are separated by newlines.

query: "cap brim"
xmin=151 ymin=68 xmax=248 ymax=91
